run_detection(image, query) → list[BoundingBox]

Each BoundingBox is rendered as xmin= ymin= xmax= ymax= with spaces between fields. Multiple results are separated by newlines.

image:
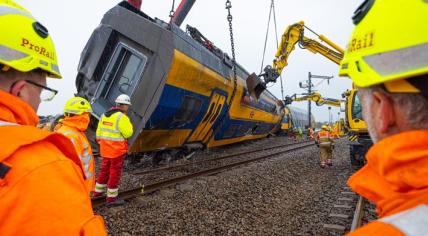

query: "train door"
xmin=91 ymin=43 xmax=148 ymax=116
xmin=187 ymin=92 xmax=226 ymax=143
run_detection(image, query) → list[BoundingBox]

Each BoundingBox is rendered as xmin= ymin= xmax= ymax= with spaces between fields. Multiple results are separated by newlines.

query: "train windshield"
xmin=92 ymin=43 xmax=147 ymax=116
xmin=352 ymin=91 xmax=363 ymax=120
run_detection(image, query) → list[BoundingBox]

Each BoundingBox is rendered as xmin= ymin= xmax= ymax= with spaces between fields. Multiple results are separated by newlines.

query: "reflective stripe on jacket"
xmin=56 ymin=115 xmax=95 ymax=193
xmin=96 ymin=110 xmax=133 ymax=158
xmin=0 ymin=90 xmax=106 ymax=235
xmin=347 ymin=130 xmax=428 ymax=236
xmin=316 ymin=130 xmax=331 ymax=145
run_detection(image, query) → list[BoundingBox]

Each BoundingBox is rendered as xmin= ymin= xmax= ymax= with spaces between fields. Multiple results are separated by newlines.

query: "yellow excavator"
xmin=283 ymin=91 xmax=343 ymax=108
xmin=283 ymin=92 xmax=346 ymax=137
xmin=246 ymin=21 xmax=371 ymax=167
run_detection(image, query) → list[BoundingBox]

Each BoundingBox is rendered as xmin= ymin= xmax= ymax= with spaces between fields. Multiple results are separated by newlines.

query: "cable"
xmin=260 ymin=1 xmax=273 ymax=74
xmin=272 ymin=0 xmax=284 ymax=100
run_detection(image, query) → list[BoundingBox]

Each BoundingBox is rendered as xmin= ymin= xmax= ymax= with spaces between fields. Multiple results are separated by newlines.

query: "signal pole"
xmin=299 ymin=72 xmax=334 ymax=128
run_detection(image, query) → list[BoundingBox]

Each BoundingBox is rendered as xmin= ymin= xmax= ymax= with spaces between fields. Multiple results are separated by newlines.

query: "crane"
xmin=246 ymin=21 xmax=370 ymax=167
xmin=283 ymin=92 xmax=343 ymax=107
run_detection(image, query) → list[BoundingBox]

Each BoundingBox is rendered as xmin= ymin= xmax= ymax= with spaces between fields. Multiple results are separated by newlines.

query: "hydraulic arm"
xmin=284 ymin=92 xmax=343 ymax=107
xmin=247 ymin=21 xmax=344 ymax=99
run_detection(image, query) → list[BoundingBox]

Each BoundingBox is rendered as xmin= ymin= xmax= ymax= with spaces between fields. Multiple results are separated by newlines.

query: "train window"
xmin=98 ymin=43 xmax=147 ymax=107
xmin=173 ymin=96 xmax=202 ymax=127
xmin=352 ymin=92 xmax=363 ymax=120
xmin=282 ymin=114 xmax=290 ymax=123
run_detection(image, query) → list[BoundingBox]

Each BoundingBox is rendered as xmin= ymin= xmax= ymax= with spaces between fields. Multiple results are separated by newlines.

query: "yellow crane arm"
xmin=273 ymin=21 xmax=344 ymax=76
xmin=285 ymin=92 xmax=343 ymax=107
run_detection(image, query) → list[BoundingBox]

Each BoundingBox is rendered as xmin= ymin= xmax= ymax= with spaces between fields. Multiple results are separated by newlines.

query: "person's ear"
xmin=372 ymin=91 xmax=395 ymax=134
xmin=9 ymin=80 xmax=26 ymax=97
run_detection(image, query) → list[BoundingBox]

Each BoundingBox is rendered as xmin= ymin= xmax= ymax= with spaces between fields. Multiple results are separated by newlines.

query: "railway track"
xmin=92 ymin=141 xmax=314 ymax=207
xmin=323 ymin=188 xmax=368 ymax=234
xmin=132 ymin=140 xmax=311 ymax=176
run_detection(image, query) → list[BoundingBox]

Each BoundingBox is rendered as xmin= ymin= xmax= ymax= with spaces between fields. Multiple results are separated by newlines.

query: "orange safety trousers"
xmin=347 ymin=130 xmax=428 ymax=235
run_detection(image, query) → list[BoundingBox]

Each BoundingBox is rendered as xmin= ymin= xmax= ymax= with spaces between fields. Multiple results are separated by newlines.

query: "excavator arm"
xmin=248 ymin=21 xmax=344 ymax=99
xmin=284 ymin=92 xmax=343 ymax=107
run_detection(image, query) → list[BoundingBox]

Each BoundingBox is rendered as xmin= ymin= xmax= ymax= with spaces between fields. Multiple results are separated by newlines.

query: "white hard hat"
xmin=115 ymin=94 xmax=132 ymax=105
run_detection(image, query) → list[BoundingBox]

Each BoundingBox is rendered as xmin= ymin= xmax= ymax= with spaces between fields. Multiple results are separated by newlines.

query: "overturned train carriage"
xmin=76 ymin=2 xmax=283 ymax=156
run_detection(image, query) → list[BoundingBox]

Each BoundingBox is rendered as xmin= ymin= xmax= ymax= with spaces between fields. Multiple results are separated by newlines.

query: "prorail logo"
xmin=348 ymin=32 xmax=374 ymax=52
xmin=20 ymin=38 xmax=55 ymax=61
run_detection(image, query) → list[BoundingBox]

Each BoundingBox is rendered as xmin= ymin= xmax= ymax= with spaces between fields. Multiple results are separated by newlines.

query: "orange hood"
xmin=0 ymin=90 xmax=38 ymax=126
xmin=60 ymin=113 xmax=90 ymax=132
xmin=348 ymin=130 xmax=428 ymax=217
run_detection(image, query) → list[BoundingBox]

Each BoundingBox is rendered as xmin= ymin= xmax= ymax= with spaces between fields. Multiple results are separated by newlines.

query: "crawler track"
xmin=92 ymin=142 xmax=313 ymax=207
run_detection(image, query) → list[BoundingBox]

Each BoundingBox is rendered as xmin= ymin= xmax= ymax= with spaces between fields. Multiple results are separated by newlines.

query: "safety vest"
xmin=317 ymin=130 xmax=331 ymax=145
xmin=347 ymin=130 xmax=428 ymax=236
xmin=348 ymin=205 xmax=428 ymax=236
xmin=96 ymin=109 xmax=133 ymax=158
xmin=0 ymin=88 xmax=106 ymax=235
xmin=56 ymin=124 xmax=95 ymax=193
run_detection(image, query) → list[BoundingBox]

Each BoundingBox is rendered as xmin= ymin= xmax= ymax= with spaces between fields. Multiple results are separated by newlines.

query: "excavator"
xmin=283 ymin=91 xmax=343 ymax=108
xmin=283 ymin=92 xmax=346 ymax=137
xmin=246 ymin=21 xmax=370 ymax=167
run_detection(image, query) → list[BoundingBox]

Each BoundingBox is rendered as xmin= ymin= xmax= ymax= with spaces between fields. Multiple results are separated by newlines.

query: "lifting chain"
xmin=169 ymin=0 xmax=176 ymax=24
xmin=226 ymin=0 xmax=238 ymax=107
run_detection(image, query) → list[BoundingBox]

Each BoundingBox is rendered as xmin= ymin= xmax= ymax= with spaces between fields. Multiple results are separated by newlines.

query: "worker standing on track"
xmin=0 ymin=1 xmax=106 ymax=234
xmin=339 ymin=0 xmax=428 ymax=234
xmin=56 ymin=97 xmax=95 ymax=194
xmin=308 ymin=127 xmax=314 ymax=140
xmin=93 ymin=94 xmax=134 ymax=206
xmin=316 ymin=125 xmax=333 ymax=168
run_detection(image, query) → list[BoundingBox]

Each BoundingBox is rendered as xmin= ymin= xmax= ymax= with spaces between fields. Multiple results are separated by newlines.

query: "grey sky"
xmin=16 ymin=0 xmax=360 ymax=122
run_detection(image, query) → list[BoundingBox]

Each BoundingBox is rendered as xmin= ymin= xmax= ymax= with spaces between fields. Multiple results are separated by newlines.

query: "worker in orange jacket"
xmin=316 ymin=125 xmax=333 ymax=168
xmin=339 ymin=0 xmax=428 ymax=234
xmin=56 ymin=97 xmax=95 ymax=194
xmin=0 ymin=1 xmax=106 ymax=234
xmin=93 ymin=94 xmax=134 ymax=206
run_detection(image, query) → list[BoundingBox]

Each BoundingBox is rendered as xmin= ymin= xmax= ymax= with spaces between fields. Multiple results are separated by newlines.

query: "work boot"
xmin=106 ymin=198 xmax=126 ymax=207
xmin=327 ymin=159 xmax=333 ymax=166
xmin=320 ymin=162 xmax=326 ymax=168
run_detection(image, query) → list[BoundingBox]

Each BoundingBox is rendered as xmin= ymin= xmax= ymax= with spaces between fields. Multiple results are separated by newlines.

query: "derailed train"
xmin=76 ymin=2 xmax=285 ymax=158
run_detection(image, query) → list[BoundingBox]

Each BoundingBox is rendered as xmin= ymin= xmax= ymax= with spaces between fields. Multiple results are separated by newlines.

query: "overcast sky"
xmin=16 ymin=0 xmax=360 ymax=122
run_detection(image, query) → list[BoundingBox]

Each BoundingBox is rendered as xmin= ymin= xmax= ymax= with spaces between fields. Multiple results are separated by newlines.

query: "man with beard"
xmin=339 ymin=0 xmax=428 ymax=234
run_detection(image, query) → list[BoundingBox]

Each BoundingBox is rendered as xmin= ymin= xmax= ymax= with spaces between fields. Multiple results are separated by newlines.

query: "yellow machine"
xmin=284 ymin=92 xmax=343 ymax=107
xmin=247 ymin=21 xmax=371 ymax=166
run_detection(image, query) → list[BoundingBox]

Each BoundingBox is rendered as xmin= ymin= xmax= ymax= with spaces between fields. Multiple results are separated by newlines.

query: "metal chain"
xmin=226 ymin=0 xmax=238 ymax=106
xmin=169 ymin=0 xmax=176 ymax=24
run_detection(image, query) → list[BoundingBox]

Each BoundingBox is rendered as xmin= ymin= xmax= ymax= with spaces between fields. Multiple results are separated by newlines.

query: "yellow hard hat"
xmin=321 ymin=125 xmax=327 ymax=130
xmin=339 ymin=0 xmax=428 ymax=95
xmin=0 ymin=0 xmax=61 ymax=78
xmin=64 ymin=97 xmax=92 ymax=115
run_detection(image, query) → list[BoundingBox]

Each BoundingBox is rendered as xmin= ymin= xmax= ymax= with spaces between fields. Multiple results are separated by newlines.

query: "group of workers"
xmin=1 ymin=0 xmax=427 ymax=235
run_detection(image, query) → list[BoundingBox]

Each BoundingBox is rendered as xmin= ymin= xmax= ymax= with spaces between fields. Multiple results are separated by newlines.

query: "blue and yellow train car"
xmin=280 ymin=106 xmax=315 ymax=134
xmin=76 ymin=2 xmax=283 ymax=156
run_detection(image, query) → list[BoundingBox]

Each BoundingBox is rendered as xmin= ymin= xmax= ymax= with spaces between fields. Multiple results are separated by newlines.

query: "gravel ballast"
xmin=96 ymin=137 xmax=363 ymax=235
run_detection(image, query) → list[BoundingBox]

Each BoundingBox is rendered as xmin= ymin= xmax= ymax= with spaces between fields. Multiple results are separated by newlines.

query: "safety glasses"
xmin=25 ymin=80 xmax=58 ymax=101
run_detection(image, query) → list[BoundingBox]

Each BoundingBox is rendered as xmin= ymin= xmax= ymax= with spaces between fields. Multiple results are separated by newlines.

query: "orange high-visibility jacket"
xmin=316 ymin=130 xmax=332 ymax=145
xmin=56 ymin=114 xmax=95 ymax=193
xmin=96 ymin=108 xmax=133 ymax=158
xmin=0 ymin=91 xmax=106 ymax=235
xmin=347 ymin=130 xmax=428 ymax=235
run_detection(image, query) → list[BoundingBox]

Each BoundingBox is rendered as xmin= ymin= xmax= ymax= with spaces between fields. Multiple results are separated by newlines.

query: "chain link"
xmin=225 ymin=0 xmax=238 ymax=107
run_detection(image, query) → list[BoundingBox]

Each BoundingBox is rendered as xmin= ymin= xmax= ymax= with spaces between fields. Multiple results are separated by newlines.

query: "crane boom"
xmin=284 ymin=92 xmax=343 ymax=107
xmin=247 ymin=21 xmax=344 ymax=99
